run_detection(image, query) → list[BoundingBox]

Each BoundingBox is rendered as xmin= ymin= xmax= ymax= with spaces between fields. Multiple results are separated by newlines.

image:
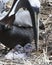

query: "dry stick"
xmin=43 ymin=14 xmax=52 ymax=25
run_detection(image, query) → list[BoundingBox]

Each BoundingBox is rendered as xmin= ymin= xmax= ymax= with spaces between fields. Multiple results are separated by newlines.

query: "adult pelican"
xmin=0 ymin=0 xmax=43 ymax=51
